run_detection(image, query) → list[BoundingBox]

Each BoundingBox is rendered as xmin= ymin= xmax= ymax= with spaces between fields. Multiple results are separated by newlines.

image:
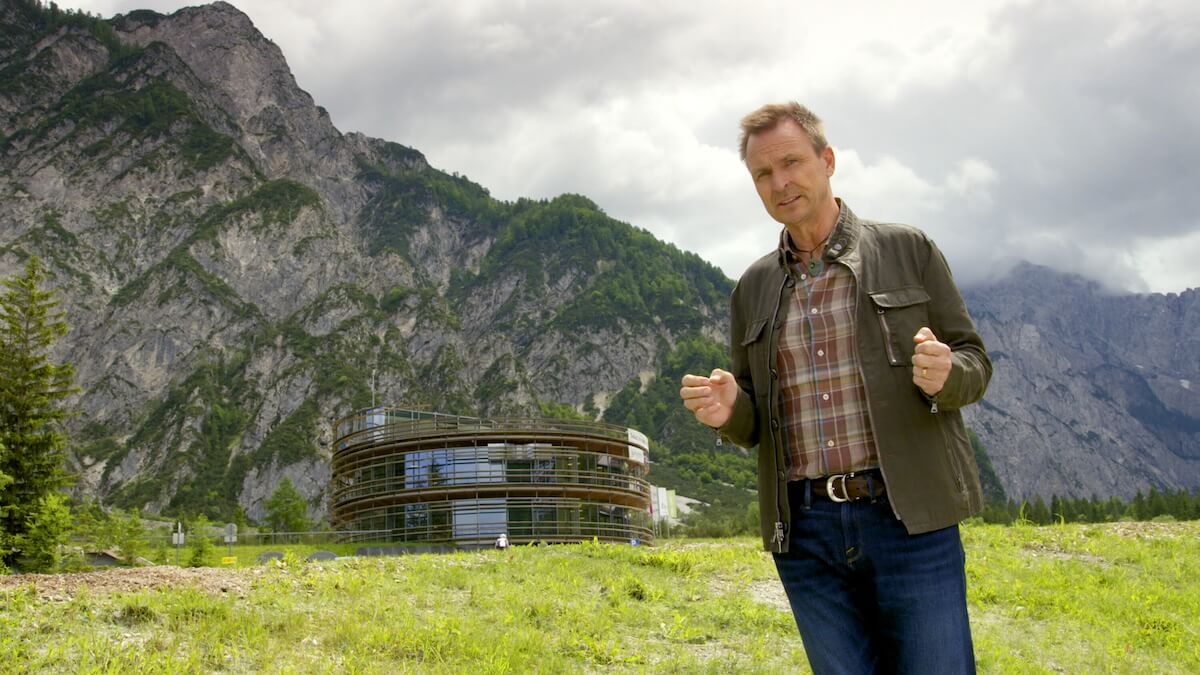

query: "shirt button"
xmin=817 ymin=349 xmax=825 ymax=357
xmin=800 ymin=274 xmax=807 ymax=280
xmin=822 ymin=394 xmax=830 ymax=401
xmin=826 ymin=440 xmax=835 ymax=448
xmin=810 ymin=308 xmax=818 ymax=314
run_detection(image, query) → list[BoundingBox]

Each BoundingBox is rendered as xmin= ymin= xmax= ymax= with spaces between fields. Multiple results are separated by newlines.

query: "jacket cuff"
xmin=718 ymin=386 xmax=757 ymax=447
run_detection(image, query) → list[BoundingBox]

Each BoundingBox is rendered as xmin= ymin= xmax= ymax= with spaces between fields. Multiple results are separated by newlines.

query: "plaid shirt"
xmin=777 ymin=223 xmax=880 ymax=480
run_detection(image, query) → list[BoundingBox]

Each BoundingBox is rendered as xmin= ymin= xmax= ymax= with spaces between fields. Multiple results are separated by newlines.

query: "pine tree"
xmin=115 ymin=508 xmax=147 ymax=564
xmin=265 ymin=477 xmax=310 ymax=538
xmin=0 ymin=257 xmax=77 ymax=567
xmin=186 ymin=514 xmax=216 ymax=567
xmin=1028 ymin=496 xmax=1051 ymax=525
xmin=16 ymin=492 xmax=73 ymax=572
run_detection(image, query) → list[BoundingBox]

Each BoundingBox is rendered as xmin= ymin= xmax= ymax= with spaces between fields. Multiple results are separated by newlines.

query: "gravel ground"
xmin=0 ymin=565 xmax=263 ymax=602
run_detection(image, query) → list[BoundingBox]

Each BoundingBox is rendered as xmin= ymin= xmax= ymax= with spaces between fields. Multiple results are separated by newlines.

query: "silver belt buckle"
xmin=826 ymin=472 xmax=853 ymax=503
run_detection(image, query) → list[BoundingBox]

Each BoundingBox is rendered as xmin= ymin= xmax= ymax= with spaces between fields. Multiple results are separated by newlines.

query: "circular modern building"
xmin=330 ymin=408 xmax=653 ymax=547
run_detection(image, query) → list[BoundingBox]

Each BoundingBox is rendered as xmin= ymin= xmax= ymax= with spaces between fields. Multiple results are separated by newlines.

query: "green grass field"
xmin=2 ymin=521 xmax=1197 ymax=673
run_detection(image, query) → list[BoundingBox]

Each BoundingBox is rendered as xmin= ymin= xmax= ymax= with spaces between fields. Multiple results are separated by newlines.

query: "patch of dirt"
xmin=1020 ymin=541 xmax=1110 ymax=566
xmin=0 ymin=565 xmax=263 ymax=602
xmin=1099 ymin=522 xmax=1186 ymax=541
xmin=747 ymin=579 xmax=790 ymax=613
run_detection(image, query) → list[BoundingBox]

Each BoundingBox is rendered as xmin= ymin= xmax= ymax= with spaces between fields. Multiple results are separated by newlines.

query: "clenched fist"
xmin=679 ymin=368 xmax=737 ymax=429
xmin=912 ymin=327 xmax=952 ymax=396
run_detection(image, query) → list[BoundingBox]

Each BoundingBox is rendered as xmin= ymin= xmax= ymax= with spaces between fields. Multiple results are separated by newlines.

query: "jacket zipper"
xmin=876 ymin=308 xmax=898 ymax=365
xmin=769 ymin=272 xmax=791 ymax=553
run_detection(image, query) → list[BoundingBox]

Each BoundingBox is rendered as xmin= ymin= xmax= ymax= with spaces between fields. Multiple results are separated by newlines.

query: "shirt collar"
xmin=778 ymin=198 xmax=853 ymax=265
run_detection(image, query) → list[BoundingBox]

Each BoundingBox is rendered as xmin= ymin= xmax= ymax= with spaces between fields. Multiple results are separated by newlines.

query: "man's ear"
xmin=823 ymin=145 xmax=836 ymax=177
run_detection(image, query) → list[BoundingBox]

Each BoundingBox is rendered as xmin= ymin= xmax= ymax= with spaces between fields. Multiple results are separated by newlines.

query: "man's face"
xmin=744 ymin=119 xmax=835 ymax=229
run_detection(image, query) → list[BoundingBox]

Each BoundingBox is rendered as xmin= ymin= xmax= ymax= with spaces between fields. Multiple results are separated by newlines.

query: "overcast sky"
xmin=66 ymin=0 xmax=1200 ymax=293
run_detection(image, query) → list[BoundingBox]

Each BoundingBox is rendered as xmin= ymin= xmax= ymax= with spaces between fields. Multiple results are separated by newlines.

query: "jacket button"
xmin=777 ymin=471 xmax=786 ymax=480
xmin=785 ymin=276 xmax=796 ymax=288
xmin=770 ymin=419 xmax=780 ymax=430
xmin=770 ymin=368 xmax=778 ymax=380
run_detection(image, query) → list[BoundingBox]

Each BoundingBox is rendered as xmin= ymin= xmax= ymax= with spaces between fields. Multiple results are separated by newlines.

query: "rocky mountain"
xmin=963 ymin=264 xmax=1200 ymax=501
xmin=0 ymin=1 xmax=730 ymax=522
xmin=1 ymin=1 xmax=1195 ymax=524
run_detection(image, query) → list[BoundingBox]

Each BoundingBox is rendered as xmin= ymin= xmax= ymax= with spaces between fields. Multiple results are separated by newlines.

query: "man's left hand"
xmin=912 ymin=327 xmax=951 ymax=396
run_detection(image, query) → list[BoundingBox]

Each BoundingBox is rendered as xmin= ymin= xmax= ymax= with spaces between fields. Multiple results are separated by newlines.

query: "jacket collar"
xmin=775 ymin=198 xmax=861 ymax=270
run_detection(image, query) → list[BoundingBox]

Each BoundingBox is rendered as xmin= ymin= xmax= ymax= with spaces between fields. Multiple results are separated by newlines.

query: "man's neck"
xmin=784 ymin=199 xmax=841 ymax=254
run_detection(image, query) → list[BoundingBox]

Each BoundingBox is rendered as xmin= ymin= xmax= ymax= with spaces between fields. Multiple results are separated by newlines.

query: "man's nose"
xmin=771 ymin=171 xmax=790 ymax=192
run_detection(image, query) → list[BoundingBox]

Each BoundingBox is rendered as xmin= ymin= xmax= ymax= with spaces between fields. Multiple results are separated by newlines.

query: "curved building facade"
xmin=331 ymin=408 xmax=653 ymax=547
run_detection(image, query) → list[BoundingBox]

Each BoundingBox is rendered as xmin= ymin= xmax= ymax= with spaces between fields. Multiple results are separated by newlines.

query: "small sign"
xmin=221 ymin=557 xmax=237 ymax=566
xmin=627 ymin=428 xmax=648 ymax=465
xmin=627 ymin=428 xmax=648 ymax=449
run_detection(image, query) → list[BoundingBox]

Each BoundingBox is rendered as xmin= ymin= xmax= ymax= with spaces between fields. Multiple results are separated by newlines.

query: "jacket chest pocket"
xmin=741 ymin=317 xmax=770 ymax=395
xmin=867 ymin=286 xmax=931 ymax=366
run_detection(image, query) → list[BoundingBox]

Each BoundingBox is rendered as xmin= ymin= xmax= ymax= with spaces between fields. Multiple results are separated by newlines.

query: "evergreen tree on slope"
xmin=0 ymin=257 xmax=76 ymax=567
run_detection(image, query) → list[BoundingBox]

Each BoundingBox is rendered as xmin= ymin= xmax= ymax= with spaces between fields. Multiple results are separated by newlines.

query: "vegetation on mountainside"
xmin=4 ymin=1 xmax=133 ymax=58
xmin=1 ymin=523 xmax=1198 ymax=672
xmin=103 ymin=310 xmax=398 ymax=522
xmin=475 ymin=194 xmax=730 ymax=333
xmin=1 ymin=3 xmax=249 ymax=184
xmin=109 ymin=179 xmax=319 ymax=314
xmin=358 ymin=148 xmax=730 ymax=332
xmin=9 ymin=50 xmax=240 ymax=174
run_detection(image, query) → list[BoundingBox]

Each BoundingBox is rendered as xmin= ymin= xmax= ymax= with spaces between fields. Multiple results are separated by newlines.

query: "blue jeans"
xmin=773 ymin=482 xmax=975 ymax=675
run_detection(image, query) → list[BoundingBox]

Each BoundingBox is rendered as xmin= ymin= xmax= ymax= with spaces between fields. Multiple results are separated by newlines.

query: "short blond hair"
xmin=738 ymin=102 xmax=828 ymax=161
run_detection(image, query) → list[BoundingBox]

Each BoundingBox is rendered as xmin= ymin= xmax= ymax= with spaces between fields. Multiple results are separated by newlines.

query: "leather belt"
xmin=806 ymin=470 xmax=886 ymax=502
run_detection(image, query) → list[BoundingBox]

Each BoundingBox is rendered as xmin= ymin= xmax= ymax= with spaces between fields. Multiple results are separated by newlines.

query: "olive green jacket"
xmin=719 ymin=202 xmax=992 ymax=552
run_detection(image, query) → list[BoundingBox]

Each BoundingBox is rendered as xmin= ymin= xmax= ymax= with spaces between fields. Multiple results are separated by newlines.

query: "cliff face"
xmin=0 ymin=2 xmax=729 ymax=521
xmin=1 ymin=2 xmax=1195 ymax=522
xmin=963 ymin=264 xmax=1200 ymax=500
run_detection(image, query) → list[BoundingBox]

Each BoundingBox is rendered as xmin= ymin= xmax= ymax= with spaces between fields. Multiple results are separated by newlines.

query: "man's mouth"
xmin=779 ymin=195 xmax=801 ymax=207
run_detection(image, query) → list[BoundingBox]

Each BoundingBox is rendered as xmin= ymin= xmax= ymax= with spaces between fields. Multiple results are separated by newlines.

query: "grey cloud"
xmin=814 ymin=1 xmax=1200 ymax=290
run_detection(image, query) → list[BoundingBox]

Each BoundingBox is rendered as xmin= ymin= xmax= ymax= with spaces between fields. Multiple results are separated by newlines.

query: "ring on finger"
xmin=921 ymin=368 xmax=928 ymax=378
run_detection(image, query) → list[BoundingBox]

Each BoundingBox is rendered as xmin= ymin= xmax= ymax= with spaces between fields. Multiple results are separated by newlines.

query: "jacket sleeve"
xmin=720 ymin=281 xmax=760 ymax=447
xmin=923 ymin=239 xmax=991 ymax=410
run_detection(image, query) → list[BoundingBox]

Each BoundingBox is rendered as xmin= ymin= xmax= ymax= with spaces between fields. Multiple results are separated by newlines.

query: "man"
xmin=680 ymin=102 xmax=991 ymax=674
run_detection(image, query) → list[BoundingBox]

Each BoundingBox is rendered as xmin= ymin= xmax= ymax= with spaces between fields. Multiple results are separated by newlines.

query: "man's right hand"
xmin=679 ymin=368 xmax=737 ymax=429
